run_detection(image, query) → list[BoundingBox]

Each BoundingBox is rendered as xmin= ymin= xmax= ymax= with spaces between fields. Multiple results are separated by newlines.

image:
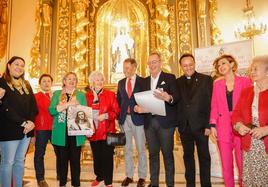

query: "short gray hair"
xmin=252 ymin=55 xmax=268 ymax=71
xmin=88 ymin=71 xmax=105 ymax=86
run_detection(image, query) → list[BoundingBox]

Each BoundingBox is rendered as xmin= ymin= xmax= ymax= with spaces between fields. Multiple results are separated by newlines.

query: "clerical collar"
xmin=185 ymin=72 xmax=197 ymax=80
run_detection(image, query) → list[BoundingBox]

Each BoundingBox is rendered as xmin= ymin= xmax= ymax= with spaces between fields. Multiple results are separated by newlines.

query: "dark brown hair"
xmin=3 ymin=56 xmax=25 ymax=84
xmin=179 ymin=53 xmax=195 ymax=64
xmin=213 ymin=54 xmax=238 ymax=75
xmin=39 ymin=74 xmax=53 ymax=84
xmin=75 ymin=111 xmax=88 ymax=124
xmin=3 ymin=56 xmax=31 ymax=91
xmin=124 ymin=58 xmax=137 ymax=67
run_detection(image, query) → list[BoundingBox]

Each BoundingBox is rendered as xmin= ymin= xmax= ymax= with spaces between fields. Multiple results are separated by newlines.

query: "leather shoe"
xmin=137 ymin=178 xmax=146 ymax=187
xmin=91 ymin=180 xmax=101 ymax=187
xmin=37 ymin=180 xmax=49 ymax=187
xmin=121 ymin=177 xmax=133 ymax=186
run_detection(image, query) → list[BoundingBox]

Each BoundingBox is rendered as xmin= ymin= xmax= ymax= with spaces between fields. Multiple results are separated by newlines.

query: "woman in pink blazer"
xmin=210 ymin=55 xmax=251 ymax=187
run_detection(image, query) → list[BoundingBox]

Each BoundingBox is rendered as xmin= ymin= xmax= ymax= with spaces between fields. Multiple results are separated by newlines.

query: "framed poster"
xmin=67 ymin=105 xmax=94 ymax=136
xmin=194 ymin=40 xmax=254 ymax=75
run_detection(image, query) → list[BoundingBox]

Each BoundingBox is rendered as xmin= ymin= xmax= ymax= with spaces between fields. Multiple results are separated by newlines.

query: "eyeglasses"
xmin=148 ymin=60 xmax=160 ymax=65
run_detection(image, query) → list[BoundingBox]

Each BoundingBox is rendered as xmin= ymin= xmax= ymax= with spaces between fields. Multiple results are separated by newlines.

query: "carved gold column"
xmin=176 ymin=0 xmax=193 ymax=54
xmin=147 ymin=0 xmax=156 ymax=53
xmin=71 ymin=0 xmax=89 ymax=85
xmin=88 ymin=0 xmax=99 ymax=74
xmin=168 ymin=5 xmax=178 ymax=75
xmin=209 ymin=0 xmax=223 ymax=45
xmin=29 ymin=0 xmax=53 ymax=78
xmin=176 ymin=0 xmax=193 ymax=76
xmin=54 ymin=0 xmax=70 ymax=83
xmin=154 ymin=0 xmax=171 ymax=72
xmin=197 ymin=0 xmax=209 ymax=47
xmin=29 ymin=0 xmax=42 ymax=78
xmin=0 ymin=0 xmax=8 ymax=59
xmin=41 ymin=0 xmax=53 ymax=74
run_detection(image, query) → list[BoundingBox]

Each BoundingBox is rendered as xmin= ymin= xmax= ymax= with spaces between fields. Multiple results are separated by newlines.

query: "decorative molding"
xmin=89 ymin=0 xmax=99 ymax=21
xmin=154 ymin=0 xmax=171 ymax=72
xmin=176 ymin=0 xmax=192 ymax=55
xmin=72 ymin=0 xmax=89 ymax=85
xmin=209 ymin=0 xmax=223 ymax=45
xmin=29 ymin=0 xmax=42 ymax=78
xmin=197 ymin=0 xmax=208 ymax=47
xmin=146 ymin=0 xmax=155 ymax=18
xmin=169 ymin=5 xmax=176 ymax=66
xmin=0 ymin=0 xmax=8 ymax=59
xmin=55 ymin=0 xmax=70 ymax=83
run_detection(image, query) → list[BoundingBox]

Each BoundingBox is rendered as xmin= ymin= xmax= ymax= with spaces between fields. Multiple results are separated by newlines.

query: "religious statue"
xmin=111 ymin=28 xmax=134 ymax=73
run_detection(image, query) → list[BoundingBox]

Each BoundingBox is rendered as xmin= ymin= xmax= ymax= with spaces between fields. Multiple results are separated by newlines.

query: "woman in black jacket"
xmin=0 ymin=56 xmax=37 ymax=187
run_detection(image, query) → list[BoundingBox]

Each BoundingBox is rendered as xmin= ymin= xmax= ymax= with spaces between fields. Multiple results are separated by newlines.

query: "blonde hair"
xmin=88 ymin=71 xmax=105 ymax=87
xmin=149 ymin=52 xmax=161 ymax=60
xmin=62 ymin=72 xmax=77 ymax=88
xmin=213 ymin=54 xmax=238 ymax=75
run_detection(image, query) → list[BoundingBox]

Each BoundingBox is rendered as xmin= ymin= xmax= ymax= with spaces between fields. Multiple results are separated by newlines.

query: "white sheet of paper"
xmin=134 ymin=90 xmax=166 ymax=116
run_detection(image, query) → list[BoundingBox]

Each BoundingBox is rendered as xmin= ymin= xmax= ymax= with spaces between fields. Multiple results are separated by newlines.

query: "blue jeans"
xmin=34 ymin=130 xmax=59 ymax=182
xmin=0 ymin=135 xmax=30 ymax=187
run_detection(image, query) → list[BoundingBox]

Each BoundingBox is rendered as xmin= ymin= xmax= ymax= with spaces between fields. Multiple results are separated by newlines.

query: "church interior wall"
xmin=3 ymin=0 xmax=36 ymax=75
xmin=216 ymin=0 xmax=268 ymax=55
xmin=1 ymin=0 xmax=268 ymax=76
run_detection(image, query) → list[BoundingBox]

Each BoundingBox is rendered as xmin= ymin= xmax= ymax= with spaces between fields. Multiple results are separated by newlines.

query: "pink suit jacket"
xmin=210 ymin=76 xmax=252 ymax=142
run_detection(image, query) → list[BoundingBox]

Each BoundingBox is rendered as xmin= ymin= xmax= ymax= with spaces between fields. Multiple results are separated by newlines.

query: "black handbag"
xmin=106 ymin=124 xmax=126 ymax=146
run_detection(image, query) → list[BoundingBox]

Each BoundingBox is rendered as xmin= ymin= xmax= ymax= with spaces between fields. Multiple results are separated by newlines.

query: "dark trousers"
xmin=90 ymin=140 xmax=114 ymax=185
xmin=34 ymin=130 xmax=60 ymax=182
xmin=55 ymin=136 xmax=81 ymax=186
xmin=145 ymin=117 xmax=175 ymax=187
xmin=180 ymin=125 xmax=211 ymax=187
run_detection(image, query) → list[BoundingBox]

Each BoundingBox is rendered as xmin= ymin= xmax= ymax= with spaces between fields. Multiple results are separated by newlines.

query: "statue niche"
xmin=95 ymin=0 xmax=149 ymax=84
xmin=111 ymin=25 xmax=134 ymax=74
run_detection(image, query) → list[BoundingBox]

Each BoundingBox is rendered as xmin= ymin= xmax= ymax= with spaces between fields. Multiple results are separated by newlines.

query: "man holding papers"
xmin=117 ymin=58 xmax=147 ymax=187
xmin=135 ymin=52 xmax=178 ymax=187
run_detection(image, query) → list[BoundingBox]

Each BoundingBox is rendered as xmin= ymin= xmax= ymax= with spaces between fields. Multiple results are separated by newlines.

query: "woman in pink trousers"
xmin=210 ymin=55 xmax=251 ymax=187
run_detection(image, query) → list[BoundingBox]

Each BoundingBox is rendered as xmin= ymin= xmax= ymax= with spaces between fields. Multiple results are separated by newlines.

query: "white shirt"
xmin=150 ymin=71 xmax=161 ymax=90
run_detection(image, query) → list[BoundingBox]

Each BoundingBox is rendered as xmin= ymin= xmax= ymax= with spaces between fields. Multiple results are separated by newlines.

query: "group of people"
xmin=0 ymin=52 xmax=267 ymax=187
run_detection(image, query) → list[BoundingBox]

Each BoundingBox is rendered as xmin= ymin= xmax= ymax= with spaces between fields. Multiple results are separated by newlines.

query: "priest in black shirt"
xmin=177 ymin=53 xmax=213 ymax=187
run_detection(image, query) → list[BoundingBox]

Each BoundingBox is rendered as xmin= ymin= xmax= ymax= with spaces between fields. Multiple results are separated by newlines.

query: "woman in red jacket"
xmin=34 ymin=74 xmax=59 ymax=186
xmin=86 ymin=71 xmax=120 ymax=187
xmin=232 ymin=55 xmax=268 ymax=186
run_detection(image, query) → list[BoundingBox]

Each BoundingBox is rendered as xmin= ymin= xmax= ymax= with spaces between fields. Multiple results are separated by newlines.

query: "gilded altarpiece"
xmin=29 ymin=0 xmax=222 ymax=85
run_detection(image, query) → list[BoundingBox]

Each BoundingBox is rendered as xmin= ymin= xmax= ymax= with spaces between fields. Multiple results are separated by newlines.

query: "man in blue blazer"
xmin=117 ymin=58 xmax=147 ymax=187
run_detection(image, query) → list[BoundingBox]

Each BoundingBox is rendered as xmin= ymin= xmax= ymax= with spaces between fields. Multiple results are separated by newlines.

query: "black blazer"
xmin=117 ymin=75 xmax=145 ymax=126
xmin=176 ymin=72 xmax=213 ymax=133
xmin=0 ymin=77 xmax=38 ymax=141
xmin=143 ymin=71 xmax=178 ymax=129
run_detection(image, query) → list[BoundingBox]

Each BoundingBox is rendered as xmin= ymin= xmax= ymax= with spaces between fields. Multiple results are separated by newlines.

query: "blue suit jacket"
xmin=117 ymin=75 xmax=145 ymax=126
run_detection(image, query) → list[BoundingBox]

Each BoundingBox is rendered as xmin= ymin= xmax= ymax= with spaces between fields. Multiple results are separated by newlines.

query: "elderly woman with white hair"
xmin=86 ymin=71 xmax=120 ymax=187
xmin=232 ymin=55 xmax=268 ymax=186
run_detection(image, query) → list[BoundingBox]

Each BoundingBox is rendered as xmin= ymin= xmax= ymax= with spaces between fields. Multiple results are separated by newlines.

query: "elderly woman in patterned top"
xmin=232 ymin=55 xmax=268 ymax=186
